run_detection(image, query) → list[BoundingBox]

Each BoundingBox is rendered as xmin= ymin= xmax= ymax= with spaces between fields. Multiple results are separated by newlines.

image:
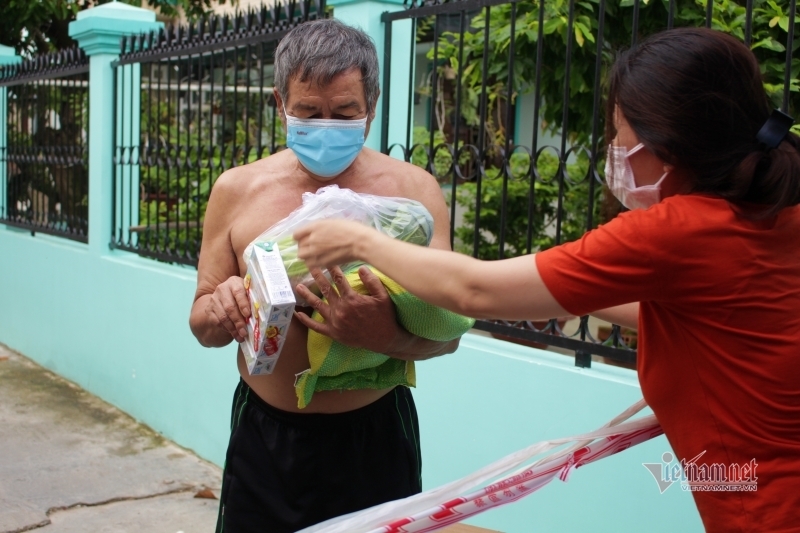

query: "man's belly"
xmin=237 ymin=314 xmax=394 ymax=413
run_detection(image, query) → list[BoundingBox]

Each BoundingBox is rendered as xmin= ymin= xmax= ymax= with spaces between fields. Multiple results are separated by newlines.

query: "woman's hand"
xmin=294 ymin=219 xmax=373 ymax=268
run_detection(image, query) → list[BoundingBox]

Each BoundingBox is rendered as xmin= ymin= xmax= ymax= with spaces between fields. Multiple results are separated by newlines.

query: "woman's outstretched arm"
xmin=294 ymin=219 xmax=570 ymax=321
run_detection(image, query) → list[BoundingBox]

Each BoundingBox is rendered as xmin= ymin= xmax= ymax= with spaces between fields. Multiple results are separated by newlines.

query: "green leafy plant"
xmin=0 ymin=0 xmax=238 ymax=56
xmin=454 ymin=151 xmax=602 ymax=260
xmin=427 ymin=0 xmax=799 ymax=148
xmin=135 ymin=87 xmax=283 ymax=260
xmin=416 ymin=0 xmax=798 ymax=263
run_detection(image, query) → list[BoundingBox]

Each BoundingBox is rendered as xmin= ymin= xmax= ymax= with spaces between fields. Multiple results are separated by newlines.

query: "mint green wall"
xmin=0 ymin=227 xmax=239 ymax=463
xmin=415 ymin=335 xmax=702 ymax=532
xmin=0 ymin=225 xmax=702 ymax=531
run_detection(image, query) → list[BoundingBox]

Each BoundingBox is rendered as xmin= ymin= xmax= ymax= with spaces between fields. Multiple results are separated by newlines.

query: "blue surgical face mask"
xmin=284 ymin=108 xmax=367 ymax=179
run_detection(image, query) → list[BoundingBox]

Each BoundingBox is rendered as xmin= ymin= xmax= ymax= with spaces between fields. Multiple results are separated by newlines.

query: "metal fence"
xmin=101 ymin=0 xmax=798 ymax=367
xmin=0 ymin=48 xmax=90 ymax=241
xmin=111 ymin=1 xmax=325 ymax=265
xmin=382 ymin=0 xmax=798 ymax=366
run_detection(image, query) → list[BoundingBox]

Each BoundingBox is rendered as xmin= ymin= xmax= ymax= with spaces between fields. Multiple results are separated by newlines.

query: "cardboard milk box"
xmin=241 ymin=242 xmax=296 ymax=375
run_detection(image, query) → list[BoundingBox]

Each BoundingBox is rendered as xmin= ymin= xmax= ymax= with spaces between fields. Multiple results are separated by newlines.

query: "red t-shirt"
xmin=536 ymin=194 xmax=800 ymax=532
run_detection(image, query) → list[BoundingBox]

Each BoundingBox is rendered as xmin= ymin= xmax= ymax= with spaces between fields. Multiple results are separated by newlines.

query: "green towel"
xmin=294 ymin=267 xmax=475 ymax=409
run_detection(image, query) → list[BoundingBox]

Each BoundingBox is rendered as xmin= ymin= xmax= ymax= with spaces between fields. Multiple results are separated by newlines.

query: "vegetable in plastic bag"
xmin=243 ymin=185 xmax=434 ymax=305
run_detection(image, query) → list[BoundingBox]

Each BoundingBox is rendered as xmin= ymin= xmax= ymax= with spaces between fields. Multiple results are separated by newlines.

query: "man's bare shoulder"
xmin=363 ymin=149 xmax=441 ymax=198
xmin=371 ymin=150 xmax=436 ymax=181
xmin=213 ymin=150 xmax=295 ymax=196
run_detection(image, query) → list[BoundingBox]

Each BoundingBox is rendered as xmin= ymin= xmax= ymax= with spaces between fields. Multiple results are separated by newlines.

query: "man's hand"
xmin=205 ymin=276 xmax=252 ymax=343
xmin=294 ymin=266 xmax=402 ymax=354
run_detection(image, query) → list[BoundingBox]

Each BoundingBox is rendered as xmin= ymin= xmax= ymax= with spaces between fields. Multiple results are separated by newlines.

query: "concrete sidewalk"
xmin=0 ymin=344 xmax=222 ymax=533
xmin=0 ymin=344 xmax=499 ymax=533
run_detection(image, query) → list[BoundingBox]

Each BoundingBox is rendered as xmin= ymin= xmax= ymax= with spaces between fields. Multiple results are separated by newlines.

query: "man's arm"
xmin=189 ymin=173 xmax=251 ymax=347
xmin=295 ymin=265 xmax=460 ymax=360
xmin=293 ymin=166 xmax=462 ymax=360
xmin=381 ymin=170 xmax=462 ymax=359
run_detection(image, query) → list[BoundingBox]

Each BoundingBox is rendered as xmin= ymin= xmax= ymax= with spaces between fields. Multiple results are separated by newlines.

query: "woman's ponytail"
xmin=738 ymin=132 xmax=800 ymax=218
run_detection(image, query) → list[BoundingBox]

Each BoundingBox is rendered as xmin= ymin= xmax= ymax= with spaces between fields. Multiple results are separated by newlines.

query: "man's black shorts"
xmin=215 ymin=380 xmax=422 ymax=533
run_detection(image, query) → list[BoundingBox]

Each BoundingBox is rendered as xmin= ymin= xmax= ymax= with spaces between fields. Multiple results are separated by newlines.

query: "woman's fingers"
xmin=295 ymin=220 xmax=362 ymax=267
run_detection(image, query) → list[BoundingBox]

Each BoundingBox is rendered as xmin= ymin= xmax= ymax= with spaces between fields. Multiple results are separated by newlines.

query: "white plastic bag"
xmin=243 ymin=185 xmax=434 ymax=306
xmin=297 ymin=400 xmax=662 ymax=533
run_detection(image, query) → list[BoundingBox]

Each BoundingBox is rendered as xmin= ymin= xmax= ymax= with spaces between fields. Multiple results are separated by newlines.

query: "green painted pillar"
xmin=69 ymin=3 xmax=162 ymax=255
xmin=330 ymin=0 xmax=413 ymax=158
xmin=0 ymin=45 xmax=21 ymax=223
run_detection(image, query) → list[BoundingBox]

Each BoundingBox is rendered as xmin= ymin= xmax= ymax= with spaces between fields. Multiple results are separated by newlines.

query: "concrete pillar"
xmin=68 ymin=2 xmax=162 ymax=255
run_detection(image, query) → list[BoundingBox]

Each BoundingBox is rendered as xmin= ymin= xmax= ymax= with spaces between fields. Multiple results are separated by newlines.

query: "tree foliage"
xmin=0 ymin=0 xmax=237 ymax=56
xmin=426 ymin=0 xmax=800 ymax=148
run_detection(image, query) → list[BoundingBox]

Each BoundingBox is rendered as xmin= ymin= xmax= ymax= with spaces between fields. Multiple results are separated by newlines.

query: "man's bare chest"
xmin=229 ymin=194 xmax=306 ymax=272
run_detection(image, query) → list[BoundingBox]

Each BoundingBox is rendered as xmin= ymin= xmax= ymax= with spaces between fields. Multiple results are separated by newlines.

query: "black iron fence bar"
xmin=234 ymin=45 xmax=242 ymax=167
xmin=555 ymin=0 xmax=578 ymax=247
xmin=428 ymin=16 xmax=441 ymax=177
xmin=5 ymin=152 xmax=85 ymax=166
xmin=526 ymin=0 xmax=545 ymax=255
xmin=631 ymin=0 xmax=641 ymax=47
xmin=380 ymin=20 xmax=393 ymax=154
xmin=114 ymin=0 xmax=324 ymax=66
xmin=783 ymin=0 xmax=797 ymax=113
xmin=111 ymin=68 xmax=119 ymax=247
xmin=165 ymin=54 xmax=174 ymax=257
xmin=1 ymin=78 xmax=89 ymax=88
xmin=745 ymin=0 xmax=754 ymax=46
xmin=587 ymin=0 xmax=607 ymax=235
xmin=0 ymin=47 xmax=89 ymax=87
xmin=406 ymin=18 xmax=417 ymax=152
xmin=473 ymin=320 xmax=637 ymax=363
xmin=385 ymin=0 xmax=510 ymax=21
xmin=667 ymin=0 xmax=675 ymax=28
xmin=449 ymin=10 xmax=467 ymax=250
xmin=0 ymin=65 xmax=89 ymax=87
xmin=0 ymin=218 xmax=87 ymax=241
xmin=497 ymin=1 xmax=517 ymax=260
xmin=472 ymin=4 xmax=491 ymax=258
xmin=186 ymin=50 xmax=196 ymax=260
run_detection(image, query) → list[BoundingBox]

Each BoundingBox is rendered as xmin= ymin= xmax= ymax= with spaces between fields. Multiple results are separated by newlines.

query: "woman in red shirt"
xmin=293 ymin=28 xmax=800 ymax=532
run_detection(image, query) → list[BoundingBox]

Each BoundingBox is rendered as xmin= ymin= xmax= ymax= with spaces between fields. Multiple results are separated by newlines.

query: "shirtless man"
xmin=188 ymin=19 xmax=459 ymax=533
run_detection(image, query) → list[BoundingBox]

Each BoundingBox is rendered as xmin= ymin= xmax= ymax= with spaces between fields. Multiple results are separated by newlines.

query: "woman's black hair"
xmin=606 ymin=27 xmax=800 ymax=218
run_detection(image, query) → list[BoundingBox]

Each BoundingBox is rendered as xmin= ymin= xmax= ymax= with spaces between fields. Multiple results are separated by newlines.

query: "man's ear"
xmin=273 ymin=89 xmax=286 ymax=126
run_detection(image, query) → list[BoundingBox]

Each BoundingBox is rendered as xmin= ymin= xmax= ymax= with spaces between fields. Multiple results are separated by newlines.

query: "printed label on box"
xmin=240 ymin=243 xmax=296 ymax=375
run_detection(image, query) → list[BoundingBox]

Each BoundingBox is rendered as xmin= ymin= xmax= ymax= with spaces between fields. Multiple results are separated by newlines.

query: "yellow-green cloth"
xmin=294 ymin=267 xmax=475 ymax=409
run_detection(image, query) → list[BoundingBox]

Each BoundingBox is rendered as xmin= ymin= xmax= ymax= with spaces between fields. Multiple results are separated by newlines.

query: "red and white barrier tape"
xmin=299 ymin=399 xmax=663 ymax=533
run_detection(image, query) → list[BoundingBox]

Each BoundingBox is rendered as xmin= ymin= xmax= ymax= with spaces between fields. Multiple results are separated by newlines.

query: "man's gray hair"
xmin=274 ymin=19 xmax=380 ymax=113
